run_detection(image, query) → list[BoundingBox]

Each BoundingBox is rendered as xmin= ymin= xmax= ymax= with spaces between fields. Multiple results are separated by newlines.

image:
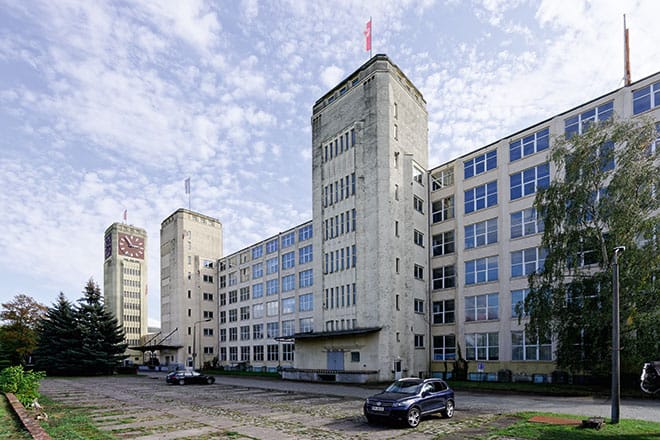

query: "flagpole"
xmin=370 ymin=16 xmax=372 ymax=58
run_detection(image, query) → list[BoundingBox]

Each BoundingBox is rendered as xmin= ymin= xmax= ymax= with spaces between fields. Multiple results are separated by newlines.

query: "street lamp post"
xmin=611 ymin=246 xmax=625 ymax=424
xmin=193 ymin=318 xmax=212 ymax=371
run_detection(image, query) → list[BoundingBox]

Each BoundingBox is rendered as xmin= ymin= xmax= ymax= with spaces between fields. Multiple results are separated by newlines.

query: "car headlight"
xmin=392 ymin=401 xmax=406 ymax=407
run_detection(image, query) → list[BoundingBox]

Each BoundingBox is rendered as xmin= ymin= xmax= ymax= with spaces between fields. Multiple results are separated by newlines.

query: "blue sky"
xmin=1 ymin=0 xmax=659 ymax=327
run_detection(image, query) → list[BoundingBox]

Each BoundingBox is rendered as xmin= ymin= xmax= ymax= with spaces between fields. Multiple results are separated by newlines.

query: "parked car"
xmin=363 ymin=377 xmax=454 ymax=428
xmin=640 ymin=361 xmax=660 ymax=395
xmin=166 ymin=369 xmax=215 ymax=385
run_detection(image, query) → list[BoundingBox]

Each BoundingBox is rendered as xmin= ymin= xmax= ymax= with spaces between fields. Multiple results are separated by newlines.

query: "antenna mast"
xmin=623 ymin=14 xmax=631 ymax=86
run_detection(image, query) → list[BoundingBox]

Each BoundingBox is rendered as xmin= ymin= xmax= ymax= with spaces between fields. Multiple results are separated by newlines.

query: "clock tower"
xmin=103 ymin=222 xmax=148 ymax=363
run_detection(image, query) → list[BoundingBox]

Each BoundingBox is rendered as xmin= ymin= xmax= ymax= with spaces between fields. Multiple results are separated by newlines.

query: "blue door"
xmin=327 ymin=351 xmax=344 ymax=370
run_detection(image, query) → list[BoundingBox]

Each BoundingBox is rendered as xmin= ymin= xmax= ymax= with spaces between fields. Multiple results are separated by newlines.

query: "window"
xmin=465 ymin=293 xmax=499 ymax=321
xmin=282 ymin=320 xmax=295 ymax=337
xmin=433 ymin=335 xmax=456 ymax=360
xmin=266 ymin=257 xmax=278 ymax=275
xmin=280 ymin=252 xmax=295 ymax=270
xmin=253 ymin=345 xmax=264 ymax=361
xmin=351 ymin=351 xmax=360 ymax=362
xmin=511 ymin=247 xmax=547 ymax=277
xmin=228 ymin=309 xmax=237 ymax=322
xmin=511 ymin=288 xmax=529 ymax=318
xmin=252 ymin=283 xmax=263 ymax=298
xmin=229 ymin=290 xmax=237 ymax=303
xmin=510 ymin=128 xmax=549 ymax=162
xmin=203 ymin=328 xmax=214 ymax=336
xmin=227 ymin=272 xmax=236 ymax=286
xmin=413 ymin=196 xmax=424 ymax=213
xmin=511 ymin=208 xmax=544 ymax=238
xmin=299 ymin=269 xmax=313 ymax=288
xmin=433 ymin=300 xmax=455 ymax=324
xmin=267 ymin=344 xmax=279 ymax=361
xmin=512 ymin=331 xmax=552 ymax=361
xmin=465 ymin=332 xmax=499 ymax=360
xmin=220 ymin=293 xmax=226 ymax=306
xmin=240 ymin=325 xmax=250 ymax=340
xmin=229 ymin=327 xmax=237 ymax=341
xmin=203 ymin=292 xmax=213 ymax=301
xmin=299 ymin=224 xmax=313 ymax=241
xmin=464 ymin=181 xmax=497 ymax=214
xmin=431 ymin=169 xmax=454 ymax=190
xmin=240 ymin=346 xmax=249 ymax=361
xmin=282 ymin=297 xmax=295 ymax=314
xmin=464 ymin=218 xmax=498 ymax=249
xmin=219 ymin=275 xmax=226 ymax=288
xmin=240 ymin=306 xmax=250 ymax=320
xmin=565 ymin=101 xmax=613 ymax=138
xmin=282 ymin=274 xmax=295 ymax=292
xmin=203 ymin=259 xmax=214 ymax=268
xmin=220 ymin=328 xmax=226 ymax=342
xmin=240 ymin=286 xmax=250 ymax=301
xmin=465 ymin=256 xmax=498 ymax=285
xmin=414 ymin=264 xmax=424 ymax=280
xmin=252 ymin=245 xmax=263 ymax=259
xmin=253 ymin=324 xmax=263 ymax=339
xmin=432 ymin=196 xmax=454 ymax=223
xmin=510 ymin=163 xmax=549 ymax=200
xmin=299 ymin=317 xmax=313 ymax=333
xmin=464 ymin=150 xmax=497 ymax=179
xmin=281 ymin=232 xmax=295 ymax=248
xmin=413 ymin=165 xmax=424 ymax=185
xmin=414 ymin=334 xmax=425 ymax=348
xmin=219 ymin=311 xmax=226 ymax=324
xmin=266 ymin=239 xmax=278 ymax=254
xmin=299 ymin=244 xmax=313 ymax=264
xmin=252 ymin=262 xmax=263 ymax=278
xmin=432 ymin=265 xmax=456 ymax=290
xmin=203 ymin=275 xmax=214 ymax=283
xmin=432 ymin=231 xmax=455 ymax=256
xmin=632 ymin=80 xmax=660 ymax=114
xmin=266 ymin=322 xmax=279 ymax=338
xmin=299 ymin=293 xmax=313 ymax=311
xmin=253 ymin=303 xmax=263 ymax=319
xmin=414 ymin=230 xmax=424 ymax=247
xmin=229 ymin=346 xmax=237 ymax=360
xmin=203 ymin=310 xmax=213 ymax=319
xmin=282 ymin=343 xmax=294 ymax=361
xmin=266 ymin=279 xmax=278 ymax=295
xmin=266 ymin=301 xmax=278 ymax=317
xmin=414 ymin=299 xmax=424 ymax=313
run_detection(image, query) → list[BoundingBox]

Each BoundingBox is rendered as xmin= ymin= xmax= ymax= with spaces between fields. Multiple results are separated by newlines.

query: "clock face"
xmin=118 ymin=233 xmax=145 ymax=259
xmin=104 ymin=233 xmax=112 ymax=259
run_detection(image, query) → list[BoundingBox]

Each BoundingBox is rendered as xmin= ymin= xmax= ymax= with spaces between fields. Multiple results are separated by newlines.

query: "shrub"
xmin=0 ymin=365 xmax=46 ymax=407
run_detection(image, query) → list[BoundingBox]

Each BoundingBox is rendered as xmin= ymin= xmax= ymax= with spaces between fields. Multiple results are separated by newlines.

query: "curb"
xmin=4 ymin=393 xmax=52 ymax=440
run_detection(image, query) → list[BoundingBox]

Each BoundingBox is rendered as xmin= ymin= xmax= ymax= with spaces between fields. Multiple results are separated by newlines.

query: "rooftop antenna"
xmin=623 ymin=14 xmax=631 ymax=86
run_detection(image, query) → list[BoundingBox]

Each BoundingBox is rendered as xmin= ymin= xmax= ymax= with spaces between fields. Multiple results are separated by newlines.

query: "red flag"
xmin=364 ymin=19 xmax=372 ymax=52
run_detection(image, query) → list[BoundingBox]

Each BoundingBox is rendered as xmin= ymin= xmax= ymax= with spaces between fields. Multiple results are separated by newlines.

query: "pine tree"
xmin=33 ymin=293 xmax=82 ymax=375
xmin=76 ymin=279 xmax=128 ymax=374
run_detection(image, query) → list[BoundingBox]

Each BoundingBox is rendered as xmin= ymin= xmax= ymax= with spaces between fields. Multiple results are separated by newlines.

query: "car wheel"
xmin=442 ymin=399 xmax=455 ymax=418
xmin=178 ymin=379 xmax=185 ymax=385
xmin=406 ymin=407 xmax=421 ymax=428
xmin=207 ymin=377 xmax=215 ymax=384
xmin=364 ymin=413 xmax=376 ymax=424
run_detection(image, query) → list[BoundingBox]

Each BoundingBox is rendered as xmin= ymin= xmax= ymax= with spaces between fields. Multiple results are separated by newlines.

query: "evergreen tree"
xmin=76 ymin=279 xmax=127 ymax=374
xmin=33 ymin=293 xmax=82 ymax=375
xmin=524 ymin=118 xmax=660 ymax=376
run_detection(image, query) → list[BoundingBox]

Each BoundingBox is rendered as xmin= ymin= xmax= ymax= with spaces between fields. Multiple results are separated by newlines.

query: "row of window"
xmin=324 ymin=283 xmax=357 ymax=309
xmin=431 ymin=331 xmax=551 ymax=361
xmin=220 ymin=343 xmax=295 ymax=362
xmin=324 ymin=245 xmax=357 ymax=273
xmin=221 ymin=318 xmax=313 ymax=342
xmin=633 ymin=80 xmax=660 ymax=115
xmin=324 ymin=209 xmax=356 ymax=240
xmin=323 ymin=128 xmax=357 ymax=162
xmin=428 ymin=290 xmax=529 ymax=327
xmin=324 ymin=173 xmax=356 ymax=207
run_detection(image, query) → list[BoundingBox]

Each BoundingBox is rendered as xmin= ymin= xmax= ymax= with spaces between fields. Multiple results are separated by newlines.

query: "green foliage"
xmin=33 ymin=279 xmax=128 ymax=376
xmin=526 ymin=118 xmax=660 ymax=375
xmin=0 ymin=295 xmax=47 ymax=366
xmin=0 ymin=365 xmax=45 ymax=407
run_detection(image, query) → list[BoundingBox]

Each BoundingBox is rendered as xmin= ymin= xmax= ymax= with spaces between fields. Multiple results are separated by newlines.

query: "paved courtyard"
xmin=38 ymin=373 xmax=659 ymax=439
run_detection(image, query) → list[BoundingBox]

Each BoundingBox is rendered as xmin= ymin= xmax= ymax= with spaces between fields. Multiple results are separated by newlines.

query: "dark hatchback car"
xmin=364 ymin=377 xmax=454 ymax=427
xmin=166 ymin=370 xmax=215 ymax=385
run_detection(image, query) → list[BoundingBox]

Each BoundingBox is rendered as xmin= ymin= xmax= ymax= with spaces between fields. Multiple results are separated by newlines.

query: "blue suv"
xmin=363 ymin=377 xmax=455 ymax=427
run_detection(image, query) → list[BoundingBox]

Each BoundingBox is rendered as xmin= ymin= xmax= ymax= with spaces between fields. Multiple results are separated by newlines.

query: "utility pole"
xmin=611 ymin=246 xmax=625 ymax=424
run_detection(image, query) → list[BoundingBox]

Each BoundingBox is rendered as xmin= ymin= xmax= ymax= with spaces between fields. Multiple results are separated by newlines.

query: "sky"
xmin=1 ymin=0 xmax=659 ymax=328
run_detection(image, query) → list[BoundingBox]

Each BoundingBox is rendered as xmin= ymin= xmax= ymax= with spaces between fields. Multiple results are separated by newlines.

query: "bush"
xmin=0 ymin=365 xmax=46 ymax=407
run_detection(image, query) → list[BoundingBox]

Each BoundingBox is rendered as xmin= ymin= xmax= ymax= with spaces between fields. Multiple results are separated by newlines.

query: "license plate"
xmin=371 ymin=406 xmax=384 ymax=412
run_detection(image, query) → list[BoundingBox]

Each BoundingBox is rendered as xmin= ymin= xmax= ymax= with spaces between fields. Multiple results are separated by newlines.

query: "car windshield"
xmin=384 ymin=380 xmax=422 ymax=394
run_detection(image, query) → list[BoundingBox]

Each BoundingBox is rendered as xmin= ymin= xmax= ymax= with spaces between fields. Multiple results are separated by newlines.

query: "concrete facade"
xmin=103 ymin=222 xmax=148 ymax=363
xmin=159 ymin=208 xmax=222 ymax=368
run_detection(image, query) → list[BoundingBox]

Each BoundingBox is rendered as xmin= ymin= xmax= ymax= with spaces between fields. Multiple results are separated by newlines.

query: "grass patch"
xmin=492 ymin=412 xmax=660 ymax=440
xmin=0 ymin=394 xmax=31 ymax=440
xmin=445 ymin=380 xmax=646 ymax=398
xmin=37 ymin=395 xmax=115 ymax=440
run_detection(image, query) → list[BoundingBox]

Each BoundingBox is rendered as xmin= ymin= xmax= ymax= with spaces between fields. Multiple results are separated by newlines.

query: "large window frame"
xmin=465 ymin=293 xmax=499 ymax=321
xmin=432 ymin=230 xmax=455 ymax=256
xmin=432 ymin=300 xmax=455 ymax=324
xmin=465 ymin=332 xmax=499 ymax=360
xmin=464 ymin=218 xmax=497 ymax=249
xmin=433 ymin=334 xmax=456 ymax=360
xmin=464 ymin=181 xmax=497 ymax=214
xmin=511 ymin=247 xmax=547 ymax=278
xmin=465 ymin=256 xmax=498 ymax=285
xmin=509 ymin=128 xmax=549 ymax=162
xmin=432 ymin=196 xmax=455 ymax=223
xmin=510 ymin=163 xmax=550 ymax=200
xmin=464 ymin=150 xmax=497 ymax=179
xmin=512 ymin=331 xmax=552 ymax=361
xmin=510 ymin=208 xmax=544 ymax=239
xmin=432 ymin=265 xmax=456 ymax=290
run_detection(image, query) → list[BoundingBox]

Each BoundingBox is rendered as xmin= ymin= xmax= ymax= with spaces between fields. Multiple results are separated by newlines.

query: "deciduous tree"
xmin=0 ymin=294 xmax=47 ymax=366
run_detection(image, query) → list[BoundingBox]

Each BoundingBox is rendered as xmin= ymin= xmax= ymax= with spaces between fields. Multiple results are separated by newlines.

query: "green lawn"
xmin=0 ymin=394 xmax=32 ymax=440
xmin=493 ymin=412 xmax=660 ymax=440
xmin=37 ymin=395 xmax=115 ymax=440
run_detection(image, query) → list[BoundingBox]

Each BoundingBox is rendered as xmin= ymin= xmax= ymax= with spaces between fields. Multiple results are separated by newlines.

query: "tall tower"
xmin=159 ymin=208 xmax=222 ymax=368
xmin=103 ymin=222 xmax=148 ymax=363
xmin=294 ymin=55 xmax=429 ymax=381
